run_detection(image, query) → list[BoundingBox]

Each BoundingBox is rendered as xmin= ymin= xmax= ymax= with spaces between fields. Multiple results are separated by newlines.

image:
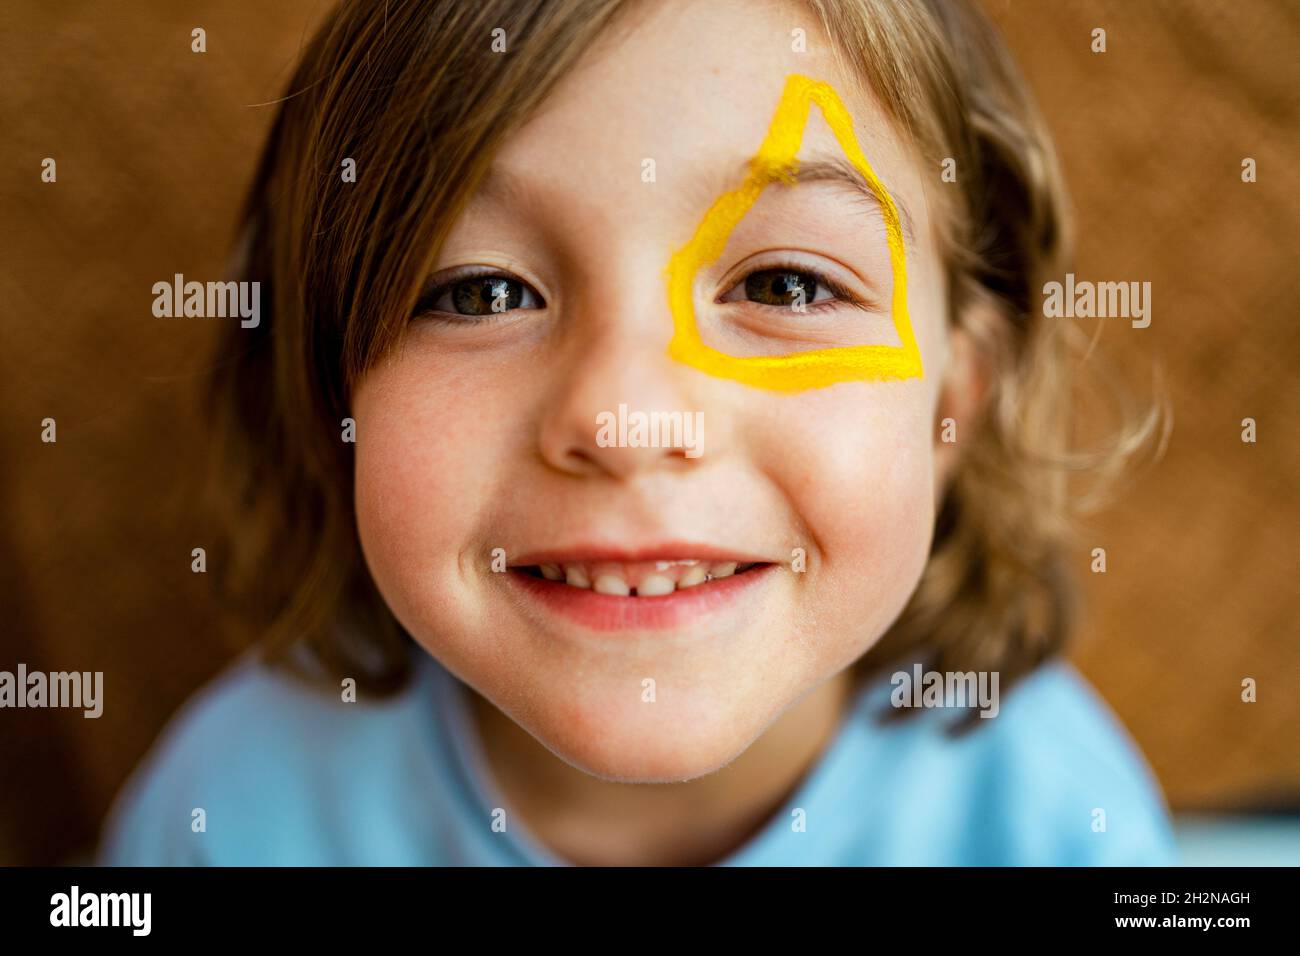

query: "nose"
xmin=537 ymin=301 xmax=708 ymax=481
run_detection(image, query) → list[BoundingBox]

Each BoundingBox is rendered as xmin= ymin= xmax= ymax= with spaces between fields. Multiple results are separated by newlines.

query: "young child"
xmin=99 ymin=0 xmax=1175 ymax=866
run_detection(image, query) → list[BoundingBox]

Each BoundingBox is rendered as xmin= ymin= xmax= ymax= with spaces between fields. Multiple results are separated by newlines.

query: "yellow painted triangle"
xmin=665 ymin=74 xmax=923 ymax=391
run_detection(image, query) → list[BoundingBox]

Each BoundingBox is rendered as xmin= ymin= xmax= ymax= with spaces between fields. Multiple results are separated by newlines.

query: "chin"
xmin=515 ymin=694 xmax=765 ymax=784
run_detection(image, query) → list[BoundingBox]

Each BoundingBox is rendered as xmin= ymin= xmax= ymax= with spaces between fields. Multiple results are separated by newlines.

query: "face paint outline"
xmin=665 ymin=73 xmax=924 ymax=391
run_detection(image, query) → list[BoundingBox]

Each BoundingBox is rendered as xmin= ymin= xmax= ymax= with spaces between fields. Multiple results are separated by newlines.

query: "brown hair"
xmin=208 ymin=0 xmax=1163 ymax=710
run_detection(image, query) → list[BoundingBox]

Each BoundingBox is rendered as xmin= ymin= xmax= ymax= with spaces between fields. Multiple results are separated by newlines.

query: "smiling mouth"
xmin=511 ymin=559 xmax=768 ymax=597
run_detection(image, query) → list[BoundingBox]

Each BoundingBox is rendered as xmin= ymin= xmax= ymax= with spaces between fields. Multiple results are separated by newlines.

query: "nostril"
xmin=549 ymin=445 xmax=601 ymax=475
xmin=567 ymin=447 xmax=605 ymax=472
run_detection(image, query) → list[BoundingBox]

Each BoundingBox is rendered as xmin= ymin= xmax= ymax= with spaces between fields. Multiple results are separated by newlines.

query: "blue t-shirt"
xmin=97 ymin=647 xmax=1177 ymax=865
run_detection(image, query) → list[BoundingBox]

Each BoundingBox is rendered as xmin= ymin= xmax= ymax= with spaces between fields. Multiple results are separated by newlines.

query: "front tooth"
xmin=565 ymin=565 xmax=591 ymax=588
xmin=540 ymin=563 xmax=564 ymax=581
xmin=677 ymin=565 xmax=708 ymax=589
xmin=637 ymin=574 xmax=675 ymax=597
xmin=709 ymin=561 xmax=738 ymax=579
xmin=593 ymin=574 xmax=631 ymax=596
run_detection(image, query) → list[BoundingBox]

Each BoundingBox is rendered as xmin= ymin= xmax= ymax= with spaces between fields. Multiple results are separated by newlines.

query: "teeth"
xmin=677 ymin=565 xmax=708 ymax=589
xmin=593 ymin=574 xmax=630 ymax=596
xmin=655 ymin=559 xmax=699 ymax=572
xmin=535 ymin=559 xmax=759 ymax=595
xmin=636 ymin=574 xmax=675 ymax=597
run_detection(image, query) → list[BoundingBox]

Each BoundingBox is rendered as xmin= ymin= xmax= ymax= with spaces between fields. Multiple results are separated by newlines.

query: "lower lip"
xmin=504 ymin=566 xmax=775 ymax=632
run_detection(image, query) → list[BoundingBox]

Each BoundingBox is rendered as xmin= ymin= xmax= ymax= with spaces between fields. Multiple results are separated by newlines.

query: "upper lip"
xmin=509 ymin=541 xmax=772 ymax=567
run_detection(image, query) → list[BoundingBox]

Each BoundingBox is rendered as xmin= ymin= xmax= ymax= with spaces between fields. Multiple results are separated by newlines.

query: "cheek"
xmin=752 ymin=381 xmax=937 ymax=663
xmin=350 ymin=356 xmax=510 ymax=635
xmin=798 ymin=389 xmax=933 ymax=559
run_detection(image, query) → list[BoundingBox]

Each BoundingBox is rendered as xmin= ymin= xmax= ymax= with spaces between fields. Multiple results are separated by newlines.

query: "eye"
xmin=414 ymin=270 xmax=544 ymax=320
xmin=719 ymin=266 xmax=855 ymax=311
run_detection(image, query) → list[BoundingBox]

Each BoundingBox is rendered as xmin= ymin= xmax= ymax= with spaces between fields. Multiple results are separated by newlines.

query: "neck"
xmin=465 ymin=671 xmax=854 ymax=866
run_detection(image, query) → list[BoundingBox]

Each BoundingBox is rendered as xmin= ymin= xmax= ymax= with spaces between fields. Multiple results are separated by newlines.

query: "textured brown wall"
xmin=1 ymin=0 xmax=1297 ymax=864
xmin=981 ymin=0 xmax=1300 ymax=812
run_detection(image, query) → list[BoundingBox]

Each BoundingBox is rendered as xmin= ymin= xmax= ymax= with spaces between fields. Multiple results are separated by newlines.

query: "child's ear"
xmin=933 ymin=299 xmax=999 ymax=496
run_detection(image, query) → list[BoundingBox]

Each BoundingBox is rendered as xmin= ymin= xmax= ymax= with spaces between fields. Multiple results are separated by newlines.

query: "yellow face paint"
xmin=666 ymin=74 xmax=923 ymax=391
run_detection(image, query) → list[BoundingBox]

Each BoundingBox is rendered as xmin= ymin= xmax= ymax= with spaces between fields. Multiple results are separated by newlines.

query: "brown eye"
xmin=416 ymin=272 xmax=543 ymax=319
xmin=720 ymin=265 xmax=857 ymax=311
xmin=744 ymin=269 xmax=819 ymax=307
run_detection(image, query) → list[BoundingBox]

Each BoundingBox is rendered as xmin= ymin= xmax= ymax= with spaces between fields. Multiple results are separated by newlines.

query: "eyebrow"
xmin=722 ymin=153 xmax=917 ymax=246
xmin=474 ymin=164 xmax=531 ymax=208
xmin=477 ymin=153 xmax=917 ymax=245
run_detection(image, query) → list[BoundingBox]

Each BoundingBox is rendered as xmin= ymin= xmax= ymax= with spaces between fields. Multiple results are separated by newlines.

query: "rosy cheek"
xmin=753 ymin=386 xmax=934 ymax=581
xmin=353 ymin=369 xmax=470 ymax=610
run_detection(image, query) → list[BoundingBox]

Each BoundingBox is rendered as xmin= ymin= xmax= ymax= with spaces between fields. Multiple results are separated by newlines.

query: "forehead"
xmin=477 ymin=0 xmax=930 ymax=245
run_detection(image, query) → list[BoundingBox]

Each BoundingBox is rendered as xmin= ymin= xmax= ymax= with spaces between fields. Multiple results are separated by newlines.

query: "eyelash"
xmin=720 ymin=261 xmax=868 ymax=313
xmin=412 ymin=260 xmax=870 ymax=324
xmin=412 ymin=267 xmax=544 ymax=324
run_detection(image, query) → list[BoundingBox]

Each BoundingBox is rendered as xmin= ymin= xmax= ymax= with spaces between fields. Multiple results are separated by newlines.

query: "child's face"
xmin=353 ymin=0 xmax=961 ymax=781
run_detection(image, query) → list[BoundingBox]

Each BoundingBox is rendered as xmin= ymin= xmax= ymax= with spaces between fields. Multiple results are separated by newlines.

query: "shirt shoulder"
xmin=968 ymin=661 xmax=1178 ymax=864
xmin=818 ymin=659 xmax=1177 ymax=865
xmin=96 ymin=649 xmax=468 ymax=865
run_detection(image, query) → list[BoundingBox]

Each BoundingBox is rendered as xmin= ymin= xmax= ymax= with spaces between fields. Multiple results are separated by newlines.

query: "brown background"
xmin=1 ymin=0 xmax=1297 ymax=865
